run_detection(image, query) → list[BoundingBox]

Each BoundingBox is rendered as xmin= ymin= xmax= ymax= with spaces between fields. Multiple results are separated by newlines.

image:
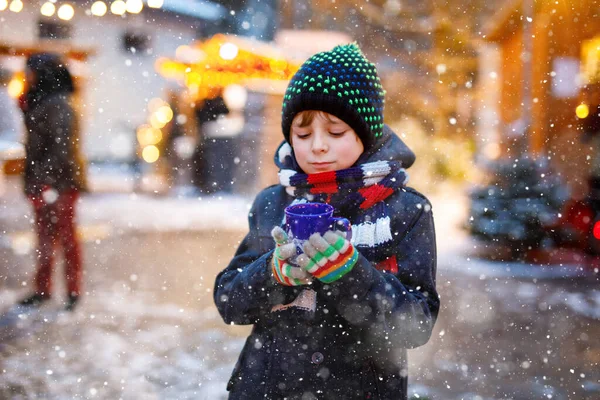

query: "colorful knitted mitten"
xmin=296 ymin=231 xmax=359 ymax=283
xmin=270 ymin=226 xmax=312 ymax=286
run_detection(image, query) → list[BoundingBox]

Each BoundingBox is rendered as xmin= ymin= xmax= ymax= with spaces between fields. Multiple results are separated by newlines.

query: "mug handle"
xmin=330 ymin=217 xmax=352 ymax=240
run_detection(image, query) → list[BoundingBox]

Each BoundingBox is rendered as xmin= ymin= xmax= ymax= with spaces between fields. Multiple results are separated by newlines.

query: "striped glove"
xmin=270 ymin=226 xmax=312 ymax=286
xmin=296 ymin=231 xmax=358 ymax=284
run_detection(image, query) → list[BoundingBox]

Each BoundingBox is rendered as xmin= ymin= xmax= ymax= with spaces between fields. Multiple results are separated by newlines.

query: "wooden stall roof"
xmin=0 ymin=42 xmax=94 ymax=61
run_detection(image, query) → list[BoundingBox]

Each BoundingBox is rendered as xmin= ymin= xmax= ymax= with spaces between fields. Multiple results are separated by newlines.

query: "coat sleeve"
xmin=325 ymin=194 xmax=439 ymax=349
xmin=213 ymin=195 xmax=286 ymax=325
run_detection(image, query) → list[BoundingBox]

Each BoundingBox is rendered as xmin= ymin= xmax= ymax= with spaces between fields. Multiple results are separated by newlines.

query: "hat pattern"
xmin=281 ymin=43 xmax=385 ymax=150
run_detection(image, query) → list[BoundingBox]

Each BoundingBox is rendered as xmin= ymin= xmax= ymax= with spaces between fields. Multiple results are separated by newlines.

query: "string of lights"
xmin=0 ymin=0 xmax=164 ymax=20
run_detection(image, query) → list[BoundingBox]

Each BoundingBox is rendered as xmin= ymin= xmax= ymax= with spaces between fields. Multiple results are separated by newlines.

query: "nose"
xmin=311 ymin=132 xmax=328 ymax=153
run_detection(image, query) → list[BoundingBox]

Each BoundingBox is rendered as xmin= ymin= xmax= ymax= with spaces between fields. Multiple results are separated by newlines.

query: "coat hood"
xmin=274 ymin=124 xmax=415 ymax=172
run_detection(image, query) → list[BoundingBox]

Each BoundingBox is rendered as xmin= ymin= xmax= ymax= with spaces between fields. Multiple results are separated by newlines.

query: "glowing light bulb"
xmin=0 ymin=0 xmax=8 ymax=11
xmin=57 ymin=4 xmax=75 ymax=20
xmin=7 ymin=77 xmax=24 ymax=98
xmin=219 ymin=43 xmax=238 ymax=60
xmin=142 ymin=145 xmax=160 ymax=163
xmin=155 ymin=105 xmax=174 ymax=124
xmin=148 ymin=98 xmax=165 ymax=113
xmin=576 ymin=103 xmax=590 ymax=119
xmin=147 ymin=0 xmax=163 ymax=8
xmin=91 ymin=1 xmax=107 ymax=16
xmin=136 ymin=125 xmax=162 ymax=146
xmin=40 ymin=2 xmax=56 ymax=17
xmin=150 ymin=113 xmax=167 ymax=129
xmin=111 ymin=0 xmax=126 ymax=15
xmin=9 ymin=0 xmax=23 ymax=13
xmin=125 ymin=0 xmax=143 ymax=14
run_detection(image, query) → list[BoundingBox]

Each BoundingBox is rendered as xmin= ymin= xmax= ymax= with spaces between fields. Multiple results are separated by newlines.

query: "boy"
xmin=214 ymin=43 xmax=439 ymax=399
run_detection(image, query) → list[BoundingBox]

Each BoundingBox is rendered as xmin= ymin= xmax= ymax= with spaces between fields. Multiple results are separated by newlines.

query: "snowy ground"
xmin=1 ymin=169 xmax=600 ymax=399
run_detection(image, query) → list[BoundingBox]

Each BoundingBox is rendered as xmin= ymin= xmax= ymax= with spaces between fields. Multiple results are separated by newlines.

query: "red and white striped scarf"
xmin=279 ymin=160 xmax=408 ymax=252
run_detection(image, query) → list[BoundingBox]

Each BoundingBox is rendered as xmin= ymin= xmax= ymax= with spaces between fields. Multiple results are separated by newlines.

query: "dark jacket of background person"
xmin=23 ymin=54 xmax=87 ymax=196
xmin=214 ymin=126 xmax=439 ymax=400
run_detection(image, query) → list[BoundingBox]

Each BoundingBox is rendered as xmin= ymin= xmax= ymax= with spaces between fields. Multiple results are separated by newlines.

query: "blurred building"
xmin=481 ymin=0 xmax=600 ymax=198
xmin=0 ymin=0 xmax=227 ymax=162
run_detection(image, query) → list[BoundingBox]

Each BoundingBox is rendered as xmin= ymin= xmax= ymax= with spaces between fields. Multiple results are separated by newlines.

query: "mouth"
xmin=310 ymin=162 xmax=334 ymax=169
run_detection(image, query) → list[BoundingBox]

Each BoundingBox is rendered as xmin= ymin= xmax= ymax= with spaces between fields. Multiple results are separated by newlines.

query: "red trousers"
xmin=29 ymin=190 xmax=83 ymax=297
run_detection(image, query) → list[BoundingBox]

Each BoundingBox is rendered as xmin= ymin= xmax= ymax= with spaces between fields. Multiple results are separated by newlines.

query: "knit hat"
xmin=281 ymin=43 xmax=385 ymax=150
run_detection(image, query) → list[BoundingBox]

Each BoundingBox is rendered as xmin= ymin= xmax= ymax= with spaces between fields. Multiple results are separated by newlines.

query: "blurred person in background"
xmin=18 ymin=53 xmax=88 ymax=312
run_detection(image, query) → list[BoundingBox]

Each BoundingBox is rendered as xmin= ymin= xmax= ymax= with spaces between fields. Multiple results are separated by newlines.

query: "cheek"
xmin=291 ymin=143 xmax=308 ymax=162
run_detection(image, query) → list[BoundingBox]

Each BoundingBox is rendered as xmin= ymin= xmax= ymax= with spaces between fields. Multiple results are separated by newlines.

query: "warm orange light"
xmin=155 ymin=34 xmax=301 ymax=101
xmin=142 ymin=145 xmax=160 ymax=163
xmin=57 ymin=4 xmax=75 ymax=21
xmin=149 ymin=113 xmax=167 ymax=129
xmin=219 ymin=43 xmax=239 ymax=60
xmin=111 ymin=0 xmax=126 ymax=15
xmin=40 ymin=2 xmax=56 ymax=16
xmin=576 ymin=103 xmax=590 ymax=119
xmin=91 ymin=1 xmax=107 ymax=16
xmin=155 ymin=105 xmax=173 ymax=124
xmin=9 ymin=0 xmax=23 ymax=13
xmin=0 ymin=0 xmax=8 ymax=11
xmin=7 ymin=75 xmax=24 ymax=98
xmin=125 ymin=0 xmax=143 ymax=14
xmin=136 ymin=124 xmax=162 ymax=146
xmin=147 ymin=97 xmax=166 ymax=114
xmin=147 ymin=0 xmax=163 ymax=8
xmin=482 ymin=142 xmax=501 ymax=160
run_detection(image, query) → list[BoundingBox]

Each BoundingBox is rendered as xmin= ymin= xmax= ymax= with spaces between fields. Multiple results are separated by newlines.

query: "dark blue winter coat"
xmin=214 ymin=126 xmax=439 ymax=399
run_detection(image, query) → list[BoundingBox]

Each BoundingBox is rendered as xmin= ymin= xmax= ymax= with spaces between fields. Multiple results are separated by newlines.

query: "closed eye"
xmin=329 ymin=131 xmax=346 ymax=137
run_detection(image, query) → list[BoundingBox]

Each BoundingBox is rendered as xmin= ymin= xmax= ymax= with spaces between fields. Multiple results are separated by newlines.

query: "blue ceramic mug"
xmin=284 ymin=203 xmax=352 ymax=247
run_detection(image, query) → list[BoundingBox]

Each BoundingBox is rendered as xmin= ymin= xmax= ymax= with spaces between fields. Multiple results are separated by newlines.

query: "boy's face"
xmin=290 ymin=111 xmax=364 ymax=174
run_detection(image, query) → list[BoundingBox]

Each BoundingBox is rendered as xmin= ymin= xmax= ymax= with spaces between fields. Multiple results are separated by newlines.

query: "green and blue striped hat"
xmin=281 ymin=43 xmax=385 ymax=150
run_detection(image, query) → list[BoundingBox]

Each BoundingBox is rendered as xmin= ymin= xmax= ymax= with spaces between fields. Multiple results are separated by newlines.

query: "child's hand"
xmin=270 ymin=227 xmax=312 ymax=286
xmin=296 ymin=231 xmax=358 ymax=283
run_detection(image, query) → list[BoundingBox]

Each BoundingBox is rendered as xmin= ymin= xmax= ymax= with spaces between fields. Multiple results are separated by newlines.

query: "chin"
xmin=307 ymin=165 xmax=336 ymax=174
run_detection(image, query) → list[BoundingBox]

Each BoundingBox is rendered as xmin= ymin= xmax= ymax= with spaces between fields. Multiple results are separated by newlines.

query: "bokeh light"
xmin=147 ymin=0 xmax=163 ymax=8
xmin=142 ymin=145 xmax=160 ymax=163
xmin=40 ymin=2 xmax=56 ymax=17
xmin=155 ymin=105 xmax=174 ymax=124
xmin=9 ymin=0 xmax=23 ymax=13
xmin=111 ymin=0 xmax=126 ymax=15
xmin=125 ymin=0 xmax=143 ymax=14
xmin=7 ymin=75 xmax=24 ymax=98
xmin=147 ymin=97 xmax=165 ymax=114
xmin=91 ymin=1 xmax=108 ymax=16
xmin=150 ymin=113 xmax=167 ymax=129
xmin=219 ymin=43 xmax=238 ymax=60
xmin=136 ymin=125 xmax=163 ymax=146
xmin=57 ymin=4 xmax=75 ymax=21
xmin=593 ymin=221 xmax=600 ymax=240
xmin=576 ymin=103 xmax=590 ymax=119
